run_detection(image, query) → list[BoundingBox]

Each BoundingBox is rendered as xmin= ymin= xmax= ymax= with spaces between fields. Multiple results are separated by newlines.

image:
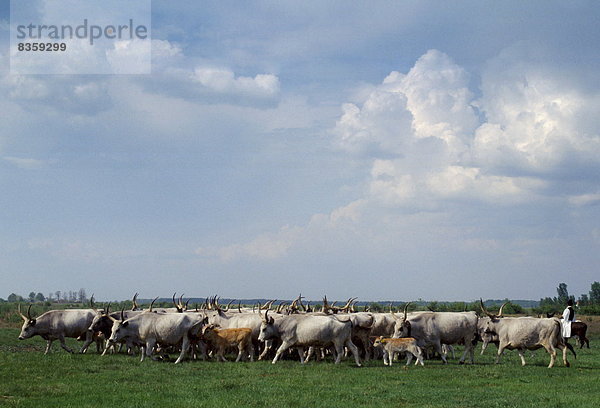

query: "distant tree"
xmin=78 ymin=288 xmax=87 ymax=304
xmin=47 ymin=292 xmax=54 ymax=302
xmin=590 ymin=281 xmax=600 ymax=305
xmin=557 ymin=283 xmax=570 ymax=305
xmin=578 ymin=294 xmax=589 ymax=306
xmin=35 ymin=292 xmax=46 ymax=302
xmin=28 ymin=292 xmax=36 ymax=302
xmin=55 ymin=291 xmax=61 ymax=302
xmin=8 ymin=293 xmax=23 ymax=302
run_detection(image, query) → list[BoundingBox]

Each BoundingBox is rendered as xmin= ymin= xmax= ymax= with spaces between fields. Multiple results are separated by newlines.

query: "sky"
xmin=1 ymin=0 xmax=599 ymax=302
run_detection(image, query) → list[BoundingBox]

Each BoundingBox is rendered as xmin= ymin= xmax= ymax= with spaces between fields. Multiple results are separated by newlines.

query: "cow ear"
xmin=122 ymin=321 xmax=129 ymax=327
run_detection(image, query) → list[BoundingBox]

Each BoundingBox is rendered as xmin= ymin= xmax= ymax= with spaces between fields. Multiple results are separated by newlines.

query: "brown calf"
xmin=202 ymin=325 xmax=254 ymax=362
xmin=373 ymin=336 xmax=424 ymax=366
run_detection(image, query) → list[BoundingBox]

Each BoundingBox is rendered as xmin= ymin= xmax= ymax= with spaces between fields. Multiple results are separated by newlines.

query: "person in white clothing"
xmin=561 ymin=299 xmax=576 ymax=339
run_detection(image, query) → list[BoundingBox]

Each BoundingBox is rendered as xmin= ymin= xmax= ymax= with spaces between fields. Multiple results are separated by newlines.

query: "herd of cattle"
xmin=16 ymin=294 xmax=590 ymax=368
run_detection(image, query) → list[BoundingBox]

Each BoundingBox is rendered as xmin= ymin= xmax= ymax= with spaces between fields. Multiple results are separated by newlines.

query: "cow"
xmin=88 ymin=304 xmax=147 ymax=355
xmin=373 ymin=336 xmax=424 ymax=366
xmin=201 ymin=324 xmax=254 ymax=362
xmin=258 ymin=310 xmax=362 ymax=366
xmin=107 ymin=309 xmax=205 ymax=364
xmin=392 ymin=303 xmax=478 ymax=364
xmin=479 ymin=300 xmax=571 ymax=368
xmin=17 ymin=304 xmax=96 ymax=354
xmin=570 ymin=321 xmax=590 ymax=349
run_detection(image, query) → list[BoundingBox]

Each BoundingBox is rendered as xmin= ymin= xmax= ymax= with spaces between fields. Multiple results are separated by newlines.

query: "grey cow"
xmin=17 ymin=304 xmax=97 ymax=354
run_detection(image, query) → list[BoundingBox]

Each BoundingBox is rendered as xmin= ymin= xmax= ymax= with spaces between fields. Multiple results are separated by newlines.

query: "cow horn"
xmin=90 ymin=294 xmax=96 ymax=310
xmin=184 ymin=298 xmax=190 ymax=311
xmin=105 ymin=303 xmax=111 ymax=315
xmin=26 ymin=304 xmax=33 ymax=320
xmin=149 ymin=296 xmax=158 ymax=313
xmin=172 ymin=293 xmax=179 ymax=310
xmin=17 ymin=304 xmax=27 ymax=321
xmin=403 ymin=302 xmax=411 ymax=322
xmin=262 ymin=308 xmax=268 ymax=322
xmin=120 ymin=307 xmax=125 ymax=321
xmin=498 ymin=302 xmax=508 ymax=317
xmin=132 ymin=292 xmax=139 ymax=310
xmin=480 ymin=298 xmax=495 ymax=318
xmin=238 ymin=302 xmax=242 ymax=313
xmin=224 ymin=299 xmax=234 ymax=312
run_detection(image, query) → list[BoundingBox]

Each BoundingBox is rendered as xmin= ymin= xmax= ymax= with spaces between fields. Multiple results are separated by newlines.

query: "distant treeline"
xmin=3 ymin=281 xmax=600 ymax=316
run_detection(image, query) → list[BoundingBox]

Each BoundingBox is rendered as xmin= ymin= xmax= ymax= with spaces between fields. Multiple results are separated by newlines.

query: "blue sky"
xmin=1 ymin=1 xmax=599 ymax=302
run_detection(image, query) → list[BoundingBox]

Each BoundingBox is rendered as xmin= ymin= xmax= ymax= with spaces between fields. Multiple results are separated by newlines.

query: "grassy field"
xmin=0 ymin=328 xmax=598 ymax=408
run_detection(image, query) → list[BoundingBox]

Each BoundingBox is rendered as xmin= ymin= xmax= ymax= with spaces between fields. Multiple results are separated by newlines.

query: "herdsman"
xmin=561 ymin=299 xmax=576 ymax=339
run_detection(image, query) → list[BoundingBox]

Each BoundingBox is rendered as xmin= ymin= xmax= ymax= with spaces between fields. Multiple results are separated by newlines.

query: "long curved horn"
xmin=105 ymin=302 xmax=111 ymax=315
xmin=17 ymin=304 xmax=27 ymax=321
xmin=90 ymin=294 xmax=96 ymax=310
xmin=238 ymin=302 xmax=242 ymax=313
xmin=480 ymin=298 xmax=495 ymax=318
xmin=184 ymin=298 xmax=190 ymax=311
xmin=224 ymin=299 xmax=234 ymax=312
xmin=403 ymin=302 xmax=411 ymax=322
xmin=498 ymin=302 xmax=508 ymax=317
xmin=120 ymin=307 xmax=125 ymax=321
xmin=132 ymin=293 xmax=139 ymax=310
xmin=172 ymin=293 xmax=179 ymax=309
xmin=149 ymin=296 xmax=158 ymax=313
xmin=27 ymin=304 xmax=33 ymax=320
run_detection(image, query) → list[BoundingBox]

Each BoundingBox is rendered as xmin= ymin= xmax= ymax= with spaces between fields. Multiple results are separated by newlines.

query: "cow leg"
xmin=144 ymin=339 xmax=157 ymax=362
xmin=296 ymin=347 xmax=306 ymax=364
xmin=495 ymin=344 xmax=506 ymax=364
xmin=517 ymin=349 xmax=527 ymax=366
xmin=405 ymin=351 xmax=413 ymax=366
xmin=235 ymin=344 xmax=245 ymax=362
xmin=305 ymin=347 xmax=314 ymax=363
xmin=434 ymin=341 xmax=447 ymax=364
xmin=79 ymin=330 xmax=94 ymax=353
xmin=415 ymin=347 xmax=425 ymax=366
xmin=542 ymin=343 xmax=556 ymax=368
xmin=58 ymin=335 xmax=74 ymax=353
xmin=258 ymin=339 xmax=273 ymax=361
xmin=272 ymin=341 xmax=292 ymax=364
xmin=345 ymin=339 xmax=362 ymax=367
xmin=248 ymin=343 xmax=254 ymax=362
xmin=44 ymin=339 xmax=54 ymax=354
xmin=175 ymin=336 xmax=190 ymax=364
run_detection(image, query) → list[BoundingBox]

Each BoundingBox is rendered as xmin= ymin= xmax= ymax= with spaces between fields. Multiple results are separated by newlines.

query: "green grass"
xmin=0 ymin=328 xmax=598 ymax=408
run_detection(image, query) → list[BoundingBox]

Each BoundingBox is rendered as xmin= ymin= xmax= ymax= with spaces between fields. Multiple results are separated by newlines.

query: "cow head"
xmin=391 ymin=302 xmax=412 ymax=338
xmin=108 ymin=308 xmax=130 ymax=344
xmin=17 ymin=304 xmax=37 ymax=340
xmin=89 ymin=303 xmax=116 ymax=336
xmin=201 ymin=323 xmax=218 ymax=337
xmin=258 ymin=310 xmax=276 ymax=342
xmin=479 ymin=298 xmax=507 ymax=337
